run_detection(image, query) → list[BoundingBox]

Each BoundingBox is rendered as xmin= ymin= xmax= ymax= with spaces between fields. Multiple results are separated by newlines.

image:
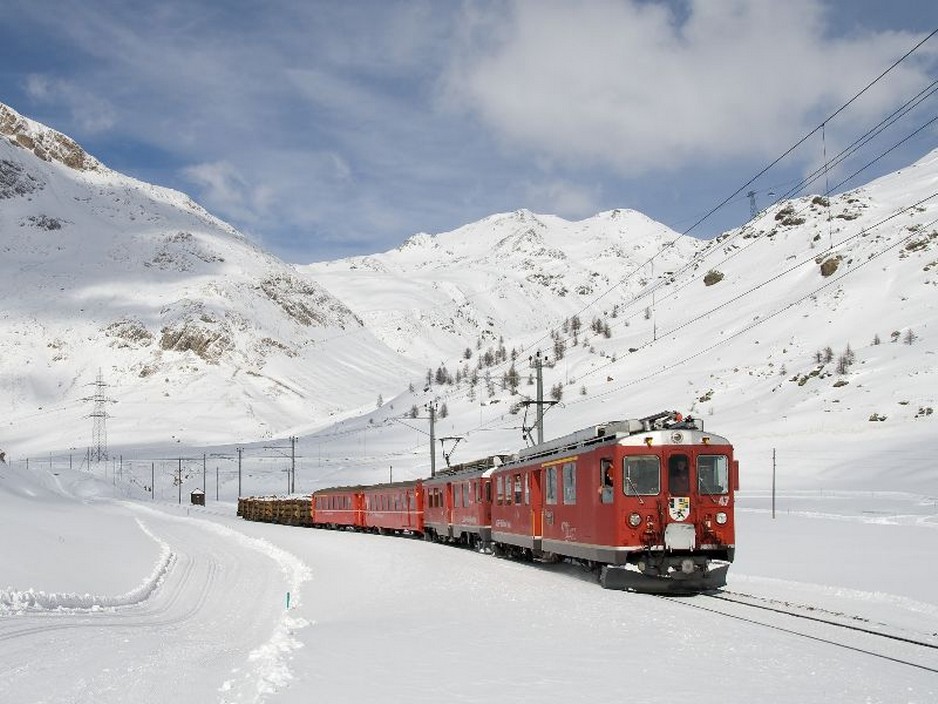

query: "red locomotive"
xmin=238 ymin=411 xmax=737 ymax=593
xmin=488 ymin=410 xmax=736 ymax=592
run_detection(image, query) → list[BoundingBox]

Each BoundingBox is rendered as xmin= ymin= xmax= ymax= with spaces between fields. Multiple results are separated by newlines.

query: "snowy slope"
xmin=1 ymin=102 xmax=419 ymax=453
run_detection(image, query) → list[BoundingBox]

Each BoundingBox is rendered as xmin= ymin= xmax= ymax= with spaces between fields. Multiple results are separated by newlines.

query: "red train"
xmin=238 ymin=411 xmax=737 ymax=593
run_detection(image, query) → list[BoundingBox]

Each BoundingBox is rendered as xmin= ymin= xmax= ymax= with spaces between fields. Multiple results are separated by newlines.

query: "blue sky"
xmin=2 ymin=1 xmax=937 ymax=263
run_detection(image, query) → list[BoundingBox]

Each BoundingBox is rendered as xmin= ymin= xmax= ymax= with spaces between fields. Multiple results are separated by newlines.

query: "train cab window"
xmin=496 ymin=476 xmax=504 ymax=505
xmin=513 ymin=474 xmax=523 ymax=504
xmin=464 ymin=482 xmax=471 ymax=506
xmin=485 ymin=481 xmax=492 ymax=504
xmin=599 ymin=458 xmax=614 ymax=504
xmin=524 ymin=473 xmax=530 ymax=505
xmin=697 ymin=455 xmax=729 ymax=495
xmin=562 ymin=462 xmax=577 ymax=505
xmin=623 ymin=456 xmax=660 ymax=496
xmin=668 ymin=455 xmax=691 ymax=495
xmin=545 ymin=467 xmax=558 ymax=505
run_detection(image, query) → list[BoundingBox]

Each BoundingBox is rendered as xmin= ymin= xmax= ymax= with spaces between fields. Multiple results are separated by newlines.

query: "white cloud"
xmin=443 ymin=0 xmax=935 ymax=176
xmin=25 ymin=74 xmax=116 ymax=133
xmin=521 ymin=179 xmax=601 ymax=217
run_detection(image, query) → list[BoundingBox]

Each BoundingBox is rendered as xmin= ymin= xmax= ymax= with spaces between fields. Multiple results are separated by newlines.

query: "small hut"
xmin=190 ymin=488 xmax=205 ymax=506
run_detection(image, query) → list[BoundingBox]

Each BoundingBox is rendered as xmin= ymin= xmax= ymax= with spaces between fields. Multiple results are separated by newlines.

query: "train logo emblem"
xmin=668 ymin=497 xmax=690 ymax=521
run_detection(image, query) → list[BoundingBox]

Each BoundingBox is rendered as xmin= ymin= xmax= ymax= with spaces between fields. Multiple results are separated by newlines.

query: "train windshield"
xmin=623 ymin=455 xmax=660 ymax=495
xmin=697 ymin=455 xmax=729 ymax=495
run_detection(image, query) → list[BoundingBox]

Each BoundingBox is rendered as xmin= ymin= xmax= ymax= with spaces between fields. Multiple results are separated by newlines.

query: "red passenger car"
xmin=422 ymin=456 xmax=506 ymax=549
xmin=362 ymin=480 xmax=424 ymax=535
xmin=311 ymin=486 xmax=364 ymax=529
xmin=490 ymin=411 xmax=737 ymax=592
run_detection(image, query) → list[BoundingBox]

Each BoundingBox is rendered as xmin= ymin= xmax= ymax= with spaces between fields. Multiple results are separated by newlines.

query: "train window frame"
xmin=562 ymin=462 xmax=577 ymax=505
xmin=524 ymin=473 xmax=530 ymax=505
xmin=496 ymin=476 xmax=504 ymax=505
xmin=623 ymin=455 xmax=661 ymax=496
xmin=697 ymin=454 xmax=730 ymax=495
xmin=545 ymin=467 xmax=558 ymax=505
xmin=513 ymin=474 xmax=523 ymax=505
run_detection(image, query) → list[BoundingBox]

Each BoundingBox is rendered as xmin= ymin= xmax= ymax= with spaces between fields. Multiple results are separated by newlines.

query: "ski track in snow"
xmin=0 ymin=517 xmax=175 ymax=614
xmin=1 ymin=500 xmax=313 ymax=704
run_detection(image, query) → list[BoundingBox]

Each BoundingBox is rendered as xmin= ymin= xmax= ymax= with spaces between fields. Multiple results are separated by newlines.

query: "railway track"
xmin=661 ymin=589 xmax=938 ymax=674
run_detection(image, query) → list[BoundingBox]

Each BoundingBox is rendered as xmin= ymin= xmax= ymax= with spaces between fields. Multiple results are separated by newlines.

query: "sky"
xmin=1 ymin=0 xmax=938 ymax=263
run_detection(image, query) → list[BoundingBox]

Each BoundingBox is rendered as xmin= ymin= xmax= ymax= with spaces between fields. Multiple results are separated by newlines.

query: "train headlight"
xmin=628 ymin=512 xmax=642 ymax=527
xmin=716 ymin=511 xmax=728 ymax=525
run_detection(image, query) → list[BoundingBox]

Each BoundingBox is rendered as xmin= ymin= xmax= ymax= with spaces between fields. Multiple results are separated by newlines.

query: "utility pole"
xmin=237 ymin=447 xmax=243 ymax=497
xmin=533 ymin=351 xmax=544 ymax=445
xmin=425 ymin=401 xmax=437 ymax=477
xmin=772 ymin=448 xmax=777 ymax=519
xmin=151 ymin=462 xmax=154 ymax=500
xmin=176 ymin=458 xmax=182 ymax=505
xmin=290 ymin=436 xmax=297 ymax=494
xmin=202 ymin=453 xmax=206 ymax=496
xmin=521 ymin=352 xmax=555 ymax=447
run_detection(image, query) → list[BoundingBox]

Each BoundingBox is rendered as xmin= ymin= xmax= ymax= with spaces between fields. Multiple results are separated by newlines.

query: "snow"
xmin=2 ymin=459 xmax=936 ymax=704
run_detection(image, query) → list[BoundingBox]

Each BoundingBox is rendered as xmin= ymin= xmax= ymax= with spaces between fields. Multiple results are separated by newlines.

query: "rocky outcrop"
xmin=0 ymin=102 xmax=101 ymax=172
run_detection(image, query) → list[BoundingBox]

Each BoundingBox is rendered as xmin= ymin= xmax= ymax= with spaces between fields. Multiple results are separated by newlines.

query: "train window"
xmin=562 ymin=462 xmax=577 ymax=504
xmin=496 ymin=476 xmax=504 ymax=505
xmin=513 ymin=474 xmax=523 ymax=504
xmin=623 ymin=456 xmax=660 ymax=495
xmin=545 ymin=467 xmax=558 ymax=505
xmin=465 ymin=482 xmax=471 ymax=505
xmin=697 ymin=455 xmax=729 ymax=495
xmin=668 ymin=455 xmax=691 ymax=495
xmin=600 ymin=458 xmax=614 ymax=504
xmin=524 ymin=473 xmax=530 ymax=505
xmin=485 ymin=481 xmax=492 ymax=504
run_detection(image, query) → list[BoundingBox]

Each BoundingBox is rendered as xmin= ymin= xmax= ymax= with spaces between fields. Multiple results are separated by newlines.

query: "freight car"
xmin=237 ymin=410 xmax=737 ymax=594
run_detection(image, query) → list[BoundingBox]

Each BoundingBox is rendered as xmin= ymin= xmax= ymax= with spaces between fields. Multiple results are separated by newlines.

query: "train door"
xmin=529 ymin=469 xmax=543 ymax=538
xmin=445 ymin=482 xmax=454 ymax=528
xmin=592 ymin=456 xmax=615 ymax=545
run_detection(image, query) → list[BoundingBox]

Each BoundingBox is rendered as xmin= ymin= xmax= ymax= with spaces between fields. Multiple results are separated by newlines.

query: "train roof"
xmin=504 ymin=410 xmax=731 ymax=466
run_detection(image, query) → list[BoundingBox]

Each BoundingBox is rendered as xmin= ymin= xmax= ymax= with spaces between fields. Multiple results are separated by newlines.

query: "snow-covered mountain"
xmin=304 ymin=208 xmax=698 ymax=362
xmin=1 ymin=101 xmax=935 ymax=494
xmin=303 ymin=152 xmax=938 ymax=493
xmin=0 ymin=102 xmax=419 ymax=451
